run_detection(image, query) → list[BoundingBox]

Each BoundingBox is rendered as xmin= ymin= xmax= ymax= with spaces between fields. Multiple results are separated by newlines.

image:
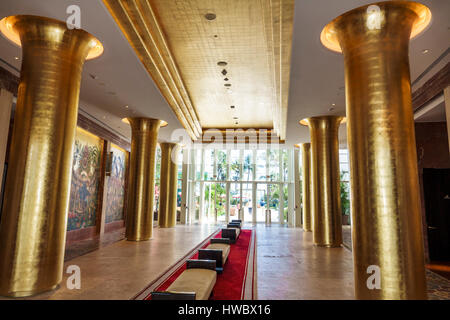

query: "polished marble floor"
xmin=256 ymin=224 xmax=355 ymax=300
xmin=2 ymin=224 xmax=218 ymax=300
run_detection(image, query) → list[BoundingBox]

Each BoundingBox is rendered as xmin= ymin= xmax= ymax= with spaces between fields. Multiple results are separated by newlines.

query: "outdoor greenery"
xmin=340 ymin=171 xmax=350 ymax=216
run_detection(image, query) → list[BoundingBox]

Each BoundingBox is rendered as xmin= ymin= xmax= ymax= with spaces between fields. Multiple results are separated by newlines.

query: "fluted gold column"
xmin=0 ymin=15 xmax=102 ymax=297
xmin=321 ymin=1 xmax=431 ymax=299
xmin=159 ymin=142 xmax=180 ymax=228
xmin=301 ymin=116 xmax=344 ymax=247
xmin=300 ymin=143 xmax=312 ymax=232
xmin=126 ymin=118 xmax=165 ymax=241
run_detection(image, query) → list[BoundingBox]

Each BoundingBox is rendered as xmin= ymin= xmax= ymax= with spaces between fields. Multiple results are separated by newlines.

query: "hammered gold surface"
xmin=126 ymin=118 xmax=162 ymax=241
xmin=0 ymin=15 xmax=97 ymax=297
xmin=326 ymin=1 xmax=428 ymax=299
xmin=102 ymin=0 xmax=294 ymax=139
xmin=303 ymin=116 xmax=343 ymax=248
xmin=300 ymin=143 xmax=312 ymax=232
xmin=158 ymin=143 xmax=179 ymax=228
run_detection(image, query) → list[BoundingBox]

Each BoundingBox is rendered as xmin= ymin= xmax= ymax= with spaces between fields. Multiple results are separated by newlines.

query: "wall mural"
xmin=105 ymin=144 xmax=127 ymax=224
xmin=67 ymin=128 xmax=103 ymax=231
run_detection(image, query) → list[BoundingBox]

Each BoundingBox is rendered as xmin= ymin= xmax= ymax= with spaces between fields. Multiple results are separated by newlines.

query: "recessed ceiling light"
xmin=205 ymin=13 xmax=216 ymax=21
xmin=14 ymin=56 xmax=19 ymax=60
xmin=224 ymin=78 xmax=229 ymax=81
xmin=230 ymin=106 xmax=235 ymax=109
xmin=233 ymin=117 xmax=238 ymax=119
xmin=332 ymin=103 xmax=336 ymax=106
xmin=422 ymin=49 xmax=430 ymax=54
xmin=125 ymin=105 xmax=129 ymax=109
xmin=224 ymin=83 xmax=231 ymax=87
xmin=217 ymin=61 xmax=227 ymax=66
xmin=235 ymin=122 xmax=239 ymax=125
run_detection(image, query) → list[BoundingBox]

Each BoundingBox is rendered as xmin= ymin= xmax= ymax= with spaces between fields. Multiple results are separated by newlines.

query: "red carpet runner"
xmin=140 ymin=229 xmax=256 ymax=300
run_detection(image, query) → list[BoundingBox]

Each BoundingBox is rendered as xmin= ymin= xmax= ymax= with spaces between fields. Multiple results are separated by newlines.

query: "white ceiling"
xmin=0 ymin=0 xmax=449 ymax=146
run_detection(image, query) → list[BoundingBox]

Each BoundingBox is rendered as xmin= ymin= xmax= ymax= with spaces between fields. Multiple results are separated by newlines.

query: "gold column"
xmin=158 ymin=142 xmax=180 ymax=228
xmin=299 ymin=143 xmax=312 ymax=232
xmin=126 ymin=118 xmax=165 ymax=241
xmin=0 ymin=15 xmax=102 ymax=297
xmin=321 ymin=1 xmax=431 ymax=299
xmin=301 ymin=116 xmax=344 ymax=247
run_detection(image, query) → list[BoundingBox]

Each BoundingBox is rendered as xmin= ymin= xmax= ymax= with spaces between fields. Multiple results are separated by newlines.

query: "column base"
xmin=313 ymin=243 xmax=342 ymax=248
xmin=0 ymin=283 xmax=60 ymax=298
xmin=126 ymin=237 xmax=152 ymax=242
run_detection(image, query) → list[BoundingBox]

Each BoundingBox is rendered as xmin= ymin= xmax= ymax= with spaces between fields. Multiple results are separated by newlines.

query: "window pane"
xmin=268 ymin=149 xmax=280 ymax=181
xmin=204 ymin=149 xmax=215 ymax=180
xmin=256 ymin=150 xmax=266 ymax=181
xmin=282 ymin=149 xmax=289 ymax=182
xmin=230 ymin=150 xmax=241 ymax=181
xmin=216 ymin=183 xmax=227 ymax=222
xmin=195 ymin=149 xmax=202 ymax=180
xmin=216 ymin=150 xmax=227 ymax=181
xmin=230 ymin=183 xmax=241 ymax=218
xmin=243 ymin=150 xmax=253 ymax=181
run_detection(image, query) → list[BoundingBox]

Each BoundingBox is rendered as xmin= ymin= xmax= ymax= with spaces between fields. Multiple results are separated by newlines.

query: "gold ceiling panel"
xmin=103 ymin=0 xmax=294 ymax=140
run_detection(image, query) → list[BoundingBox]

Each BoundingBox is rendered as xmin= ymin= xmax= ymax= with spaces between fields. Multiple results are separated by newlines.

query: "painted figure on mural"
xmin=105 ymin=146 xmax=127 ymax=224
xmin=67 ymin=138 xmax=101 ymax=231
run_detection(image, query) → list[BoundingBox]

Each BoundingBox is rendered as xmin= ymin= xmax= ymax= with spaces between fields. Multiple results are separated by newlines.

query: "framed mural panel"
xmin=67 ymin=127 xmax=103 ymax=231
xmin=105 ymin=143 xmax=128 ymax=224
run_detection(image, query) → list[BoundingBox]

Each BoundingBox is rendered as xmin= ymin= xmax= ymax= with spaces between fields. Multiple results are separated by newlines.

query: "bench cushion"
xmin=207 ymin=243 xmax=230 ymax=264
xmin=167 ymin=269 xmax=217 ymax=300
xmin=231 ymin=227 xmax=240 ymax=237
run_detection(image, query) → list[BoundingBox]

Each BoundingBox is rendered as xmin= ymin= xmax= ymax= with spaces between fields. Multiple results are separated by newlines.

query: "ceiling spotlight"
xmin=422 ymin=49 xmax=430 ymax=54
xmin=224 ymin=83 xmax=231 ymax=87
xmin=217 ymin=61 xmax=227 ymax=66
xmin=205 ymin=13 xmax=216 ymax=21
xmin=125 ymin=105 xmax=129 ymax=109
xmin=235 ymin=122 xmax=239 ymax=125
xmin=230 ymin=105 xmax=235 ymax=109
xmin=224 ymin=78 xmax=229 ymax=81
xmin=221 ymin=69 xmax=227 ymax=76
xmin=233 ymin=117 xmax=238 ymax=119
xmin=14 ymin=56 xmax=19 ymax=60
xmin=332 ymin=103 xmax=336 ymax=106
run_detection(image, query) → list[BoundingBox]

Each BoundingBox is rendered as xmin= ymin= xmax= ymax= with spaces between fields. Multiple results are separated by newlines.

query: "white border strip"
xmin=242 ymin=228 xmax=257 ymax=300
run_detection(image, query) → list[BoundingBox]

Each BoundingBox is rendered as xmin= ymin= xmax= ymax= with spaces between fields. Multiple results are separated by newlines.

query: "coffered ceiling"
xmin=102 ymin=0 xmax=294 ymax=140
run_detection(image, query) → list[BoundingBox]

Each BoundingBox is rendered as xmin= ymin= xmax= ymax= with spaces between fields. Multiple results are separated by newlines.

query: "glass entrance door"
xmin=215 ymin=183 xmax=226 ymax=222
xmin=268 ymin=184 xmax=280 ymax=223
xmin=242 ymin=182 xmax=253 ymax=222
xmin=256 ymin=184 xmax=268 ymax=222
xmin=230 ymin=183 xmax=241 ymax=221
